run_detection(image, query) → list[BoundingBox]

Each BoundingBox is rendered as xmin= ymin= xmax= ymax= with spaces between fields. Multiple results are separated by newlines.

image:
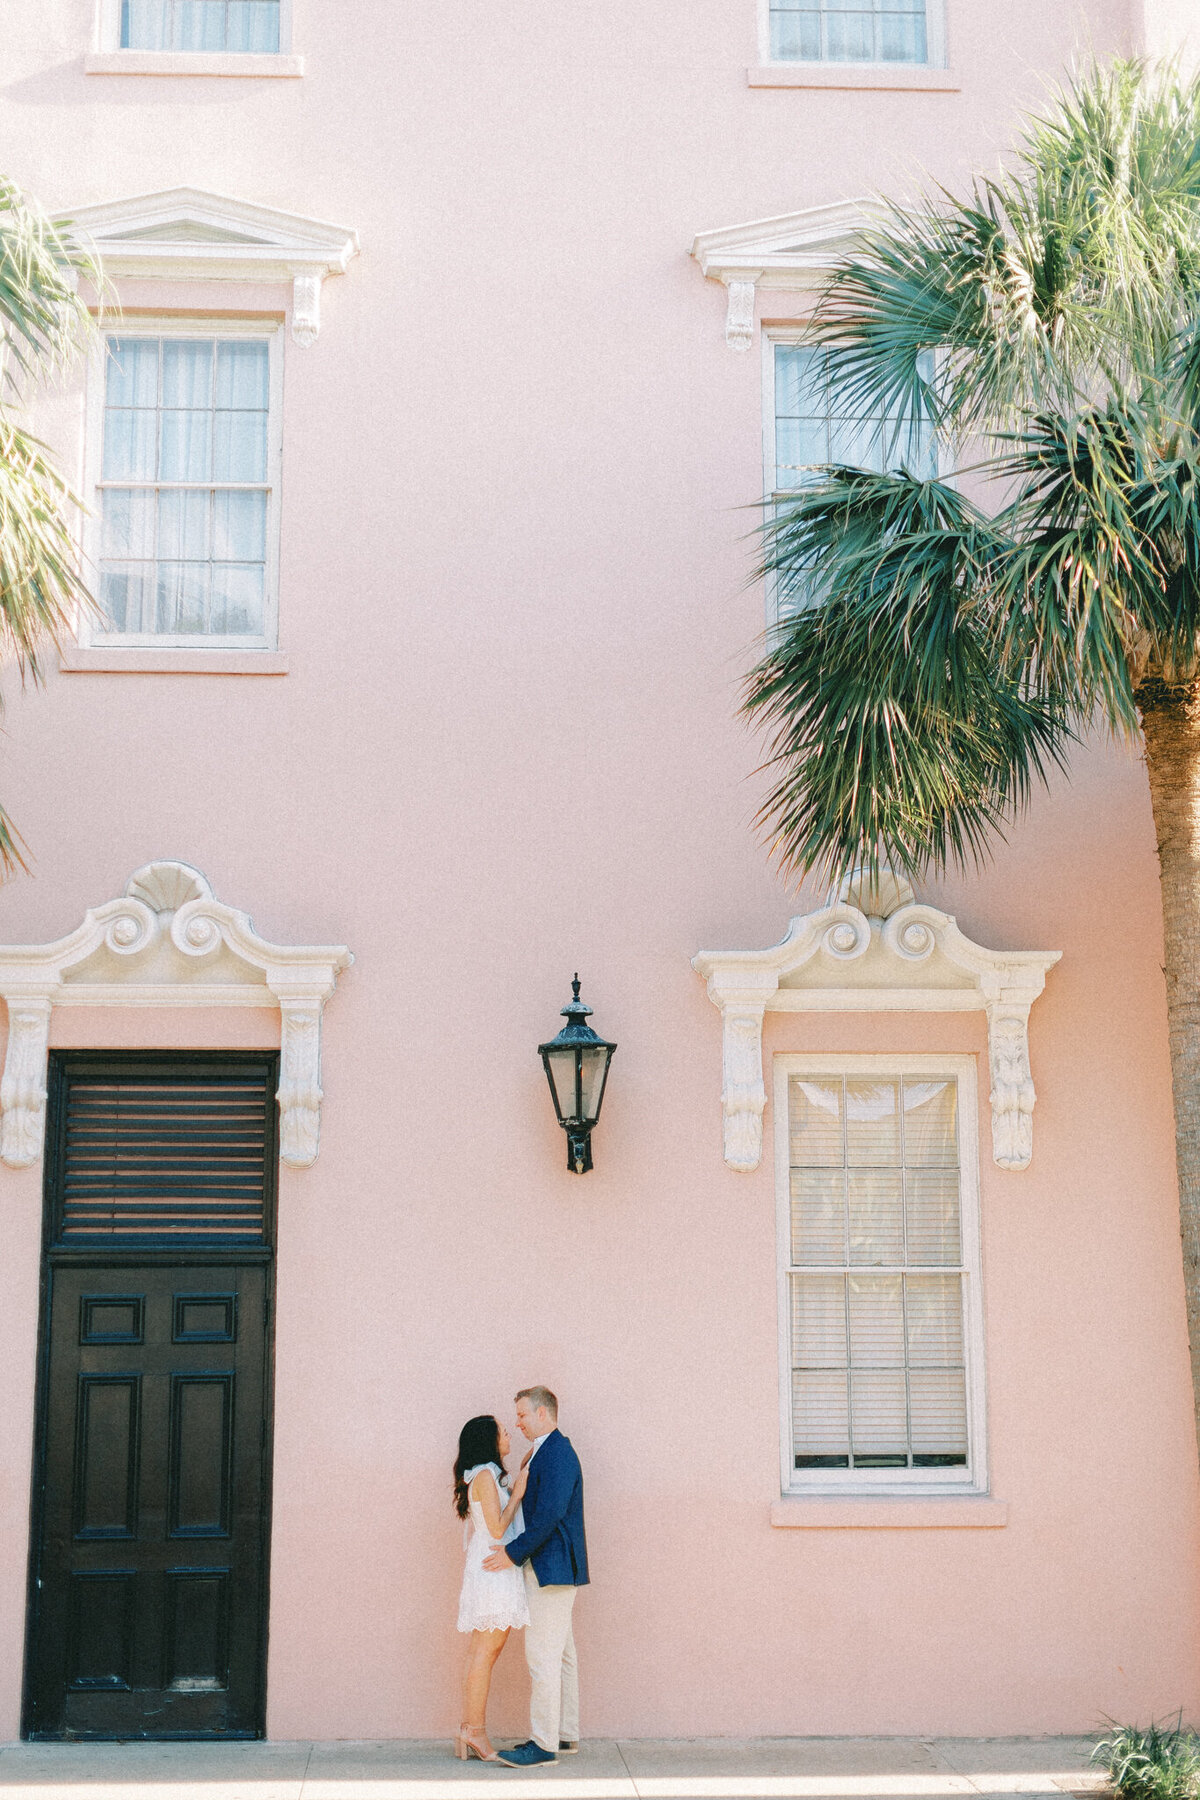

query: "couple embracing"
xmin=453 ymin=1386 xmax=588 ymax=1766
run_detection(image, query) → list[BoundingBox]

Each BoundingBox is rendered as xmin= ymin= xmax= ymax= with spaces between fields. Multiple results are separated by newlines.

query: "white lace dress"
xmin=456 ymin=1462 xmax=530 ymax=1634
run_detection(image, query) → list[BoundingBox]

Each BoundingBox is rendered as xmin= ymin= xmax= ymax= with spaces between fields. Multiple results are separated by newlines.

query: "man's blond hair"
xmin=516 ymin=1385 xmax=558 ymax=1420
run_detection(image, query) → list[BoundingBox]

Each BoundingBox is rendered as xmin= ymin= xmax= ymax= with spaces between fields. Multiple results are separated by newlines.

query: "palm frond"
xmin=0 ymin=416 xmax=91 ymax=685
xmin=746 ymin=469 xmax=1074 ymax=882
xmin=0 ymin=177 xmax=98 ymax=395
xmin=741 ymin=58 xmax=1200 ymax=888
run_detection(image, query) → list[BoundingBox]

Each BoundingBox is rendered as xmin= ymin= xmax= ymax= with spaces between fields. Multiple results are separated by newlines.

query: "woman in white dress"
xmin=453 ymin=1414 xmax=530 ymax=1761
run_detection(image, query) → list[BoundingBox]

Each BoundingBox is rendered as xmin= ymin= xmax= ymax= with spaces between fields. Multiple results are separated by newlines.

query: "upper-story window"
xmin=768 ymin=0 xmax=931 ymax=64
xmin=120 ymin=0 xmax=281 ymax=51
xmin=777 ymin=1055 xmax=987 ymax=1497
xmin=87 ymin=327 xmax=281 ymax=650
xmin=764 ymin=336 xmax=935 ymax=617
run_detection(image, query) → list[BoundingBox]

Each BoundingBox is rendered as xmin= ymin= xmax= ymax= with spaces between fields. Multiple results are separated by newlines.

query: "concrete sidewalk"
xmin=0 ymin=1737 xmax=1107 ymax=1800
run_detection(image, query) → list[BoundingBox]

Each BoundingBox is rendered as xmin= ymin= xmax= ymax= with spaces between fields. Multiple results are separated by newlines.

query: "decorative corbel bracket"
xmin=693 ymin=870 xmax=1060 ymax=1174
xmin=0 ymin=861 xmax=352 ymax=1170
xmin=721 ymin=274 xmax=761 ymax=352
xmin=690 ymin=200 xmax=882 ymax=349
xmin=0 ymin=995 xmax=53 ymax=1168
xmin=291 ymin=272 xmax=324 ymax=348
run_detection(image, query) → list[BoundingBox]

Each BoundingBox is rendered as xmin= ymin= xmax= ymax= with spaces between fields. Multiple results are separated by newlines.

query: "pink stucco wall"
xmin=1 ymin=0 xmax=1197 ymax=1743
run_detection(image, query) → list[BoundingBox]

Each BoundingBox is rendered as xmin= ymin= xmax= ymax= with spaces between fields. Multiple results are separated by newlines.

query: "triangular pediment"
xmin=59 ymin=188 xmax=359 ymax=273
xmin=691 ymin=197 xmax=883 ymax=289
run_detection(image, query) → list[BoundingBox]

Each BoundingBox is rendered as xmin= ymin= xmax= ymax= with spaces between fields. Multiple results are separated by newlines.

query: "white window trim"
xmin=79 ymin=317 xmax=284 ymax=655
xmin=757 ymin=0 xmax=947 ymax=69
xmin=96 ymin=0 xmax=295 ymax=53
xmin=774 ymin=1051 xmax=988 ymax=1500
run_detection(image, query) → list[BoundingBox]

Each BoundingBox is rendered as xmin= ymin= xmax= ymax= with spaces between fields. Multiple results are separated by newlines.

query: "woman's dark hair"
xmin=454 ymin=1414 xmax=507 ymax=1519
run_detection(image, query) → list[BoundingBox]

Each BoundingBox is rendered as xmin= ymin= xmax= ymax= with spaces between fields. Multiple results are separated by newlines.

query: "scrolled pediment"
xmin=0 ymin=862 xmax=352 ymax=1170
xmin=692 ymin=873 xmax=1060 ymax=1173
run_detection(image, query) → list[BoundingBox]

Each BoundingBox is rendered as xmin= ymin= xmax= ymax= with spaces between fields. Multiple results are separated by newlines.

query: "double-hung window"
xmin=767 ymin=0 xmax=936 ymax=65
xmin=764 ymin=334 xmax=935 ymax=618
xmin=88 ymin=327 xmax=281 ymax=650
xmin=119 ymin=0 xmax=281 ymax=51
xmin=776 ymin=1055 xmax=986 ymax=1495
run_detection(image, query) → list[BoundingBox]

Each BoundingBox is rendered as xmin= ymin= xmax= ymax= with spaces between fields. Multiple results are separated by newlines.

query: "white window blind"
xmin=121 ymin=0 xmax=280 ymax=50
xmin=769 ymin=0 xmax=927 ymax=63
xmin=787 ymin=1074 xmax=970 ymax=1473
xmin=97 ymin=336 xmax=272 ymax=642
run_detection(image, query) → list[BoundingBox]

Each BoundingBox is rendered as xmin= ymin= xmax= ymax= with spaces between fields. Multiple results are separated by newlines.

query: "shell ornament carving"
xmin=125 ymin=862 xmax=212 ymax=914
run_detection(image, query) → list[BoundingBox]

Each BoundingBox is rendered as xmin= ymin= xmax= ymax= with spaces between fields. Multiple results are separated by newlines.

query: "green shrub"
xmin=1092 ymin=1721 xmax=1200 ymax=1800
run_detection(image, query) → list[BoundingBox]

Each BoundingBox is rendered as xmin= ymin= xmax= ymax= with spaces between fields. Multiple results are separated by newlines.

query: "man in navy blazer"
xmin=482 ymin=1386 xmax=588 ymax=1766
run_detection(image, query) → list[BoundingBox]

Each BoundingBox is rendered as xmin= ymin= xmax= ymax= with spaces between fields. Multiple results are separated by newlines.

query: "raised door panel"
xmin=169 ymin=1376 xmax=234 ymax=1538
xmin=73 ymin=1377 xmax=140 ymax=1539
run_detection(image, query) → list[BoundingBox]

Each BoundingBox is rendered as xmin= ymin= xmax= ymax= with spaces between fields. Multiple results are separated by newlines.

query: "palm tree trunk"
xmin=1140 ymin=677 xmax=1200 ymax=1466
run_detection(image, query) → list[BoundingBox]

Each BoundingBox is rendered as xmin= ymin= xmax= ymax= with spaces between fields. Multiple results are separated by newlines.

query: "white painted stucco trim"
xmin=0 ymin=862 xmax=352 ymax=1171
xmin=692 ymin=871 xmax=1060 ymax=1173
xmin=747 ymin=64 xmax=959 ymax=88
xmin=84 ymin=52 xmax=304 ymax=76
xmin=691 ymin=200 xmax=880 ymax=349
xmin=58 ymin=188 xmax=359 ymax=347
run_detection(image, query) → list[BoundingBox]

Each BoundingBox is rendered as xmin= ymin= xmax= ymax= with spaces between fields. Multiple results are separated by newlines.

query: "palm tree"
xmin=742 ymin=58 xmax=1200 ymax=1460
xmin=0 ymin=175 xmax=96 ymax=872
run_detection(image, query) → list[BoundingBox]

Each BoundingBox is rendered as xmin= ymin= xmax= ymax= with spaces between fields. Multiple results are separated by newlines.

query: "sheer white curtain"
xmin=122 ymin=1 xmax=280 ymax=52
xmin=99 ymin=336 xmax=270 ymax=640
xmin=769 ymin=0 xmax=927 ymax=64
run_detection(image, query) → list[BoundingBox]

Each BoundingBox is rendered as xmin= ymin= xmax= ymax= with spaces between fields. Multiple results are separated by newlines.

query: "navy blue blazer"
xmin=503 ymin=1429 xmax=589 ymax=1588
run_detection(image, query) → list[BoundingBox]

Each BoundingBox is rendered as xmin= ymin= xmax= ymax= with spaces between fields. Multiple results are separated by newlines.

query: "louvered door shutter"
xmin=49 ymin=1055 xmax=277 ymax=1247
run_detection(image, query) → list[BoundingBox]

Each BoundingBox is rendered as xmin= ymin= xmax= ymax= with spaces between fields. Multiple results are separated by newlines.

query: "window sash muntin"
xmin=81 ymin=321 xmax=282 ymax=652
xmin=765 ymin=0 xmax=934 ymax=66
xmin=774 ymin=1054 xmax=986 ymax=1496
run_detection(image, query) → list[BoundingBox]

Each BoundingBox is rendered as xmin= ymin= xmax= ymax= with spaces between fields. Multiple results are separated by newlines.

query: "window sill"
xmin=747 ymin=63 xmax=959 ymax=90
xmin=60 ymin=648 xmax=289 ymax=675
xmin=83 ymin=51 xmax=304 ymax=77
xmin=771 ymin=1497 xmax=1007 ymax=1528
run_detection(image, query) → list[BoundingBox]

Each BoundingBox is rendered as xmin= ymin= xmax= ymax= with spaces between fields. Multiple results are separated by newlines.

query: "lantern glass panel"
xmin=579 ymin=1045 xmax=610 ymax=1122
xmin=544 ymin=1047 xmax=580 ymax=1122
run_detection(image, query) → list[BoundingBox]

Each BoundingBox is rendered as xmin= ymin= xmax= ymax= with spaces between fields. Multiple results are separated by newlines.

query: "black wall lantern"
xmin=538 ymin=975 xmax=617 ymax=1173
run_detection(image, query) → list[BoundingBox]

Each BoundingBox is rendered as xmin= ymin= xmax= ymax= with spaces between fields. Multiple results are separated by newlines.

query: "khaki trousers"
xmin=522 ymin=1565 xmax=579 ymax=1751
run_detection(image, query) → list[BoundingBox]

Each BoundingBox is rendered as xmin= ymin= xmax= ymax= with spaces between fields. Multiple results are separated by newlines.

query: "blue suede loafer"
xmin=497 ymin=1742 xmax=558 ymax=1767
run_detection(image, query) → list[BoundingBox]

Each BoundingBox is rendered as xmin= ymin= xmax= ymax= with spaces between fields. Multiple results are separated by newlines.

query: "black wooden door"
xmin=25 ymin=1261 xmax=271 ymax=1739
xmin=24 ymin=1053 xmax=277 ymax=1741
